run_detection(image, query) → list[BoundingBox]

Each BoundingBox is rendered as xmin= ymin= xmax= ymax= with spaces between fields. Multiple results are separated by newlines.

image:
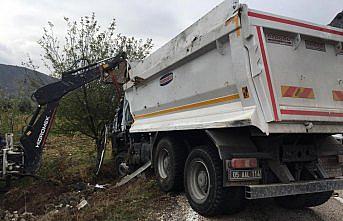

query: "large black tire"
xmin=184 ymin=146 xmax=245 ymax=217
xmin=114 ymin=151 xmax=128 ymax=178
xmin=275 ymin=191 xmax=333 ymax=209
xmin=0 ymin=177 xmax=11 ymax=193
xmin=153 ymin=136 xmax=187 ymax=192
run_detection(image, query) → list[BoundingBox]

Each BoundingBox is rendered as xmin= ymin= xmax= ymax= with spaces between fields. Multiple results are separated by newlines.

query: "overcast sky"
xmin=0 ymin=0 xmax=341 ymax=74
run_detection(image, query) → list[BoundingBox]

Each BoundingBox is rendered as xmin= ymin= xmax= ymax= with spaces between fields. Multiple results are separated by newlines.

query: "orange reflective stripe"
xmin=333 ymin=90 xmax=343 ymax=101
xmin=225 ymin=15 xmax=241 ymax=37
xmin=233 ymin=15 xmax=241 ymax=37
xmin=134 ymin=94 xmax=240 ymax=120
xmin=281 ymin=86 xmax=315 ymax=99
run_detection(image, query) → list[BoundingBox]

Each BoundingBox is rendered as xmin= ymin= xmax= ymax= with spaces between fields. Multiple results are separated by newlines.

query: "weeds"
xmin=1 ymin=135 xmax=165 ymax=221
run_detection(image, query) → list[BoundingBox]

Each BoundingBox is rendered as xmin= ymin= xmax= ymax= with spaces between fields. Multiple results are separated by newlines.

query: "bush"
xmin=17 ymin=98 xmax=33 ymax=113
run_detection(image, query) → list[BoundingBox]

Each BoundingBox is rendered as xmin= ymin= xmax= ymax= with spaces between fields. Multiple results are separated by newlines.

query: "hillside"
xmin=0 ymin=64 xmax=56 ymax=98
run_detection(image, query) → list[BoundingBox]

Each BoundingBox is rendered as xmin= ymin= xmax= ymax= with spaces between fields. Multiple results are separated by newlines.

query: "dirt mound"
xmin=0 ymin=173 xmax=170 ymax=221
xmin=2 ymin=181 xmax=69 ymax=215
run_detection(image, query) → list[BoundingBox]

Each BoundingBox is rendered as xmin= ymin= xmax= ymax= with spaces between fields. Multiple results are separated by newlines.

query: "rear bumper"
xmin=268 ymin=122 xmax=343 ymax=134
xmin=246 ymin=178 xmax=343 ymax=199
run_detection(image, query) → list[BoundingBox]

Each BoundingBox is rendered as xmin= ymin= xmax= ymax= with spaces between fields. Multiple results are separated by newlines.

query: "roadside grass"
xmin=43 ymin=177 xmax=164 ymax=221
xmin=38 ymin=134 xmax=100 ymax=183
xmin=1 ymin=110 xmax=167 ymax=220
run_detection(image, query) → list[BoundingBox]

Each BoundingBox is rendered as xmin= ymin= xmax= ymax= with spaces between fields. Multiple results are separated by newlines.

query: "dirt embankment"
xmin=1 ymin=175 xmax=169 ymax=221
xmin=0 ymin=135 xmax=171 ymax=221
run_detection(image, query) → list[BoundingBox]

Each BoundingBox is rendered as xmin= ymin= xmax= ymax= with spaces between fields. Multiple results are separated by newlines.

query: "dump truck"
xmin=1 ymin=0 xmax=343 ymax=217
xmin=112 ymin=0 xmax=343 ymax=216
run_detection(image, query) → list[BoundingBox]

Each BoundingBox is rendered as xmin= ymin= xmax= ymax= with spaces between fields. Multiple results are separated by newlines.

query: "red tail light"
xmin=230 ymin=158 xmax=258 ymax=169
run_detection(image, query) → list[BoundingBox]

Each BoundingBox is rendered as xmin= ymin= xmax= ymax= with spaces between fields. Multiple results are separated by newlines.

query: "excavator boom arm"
xmin=19 ymin=52 xmax=127 ymax=174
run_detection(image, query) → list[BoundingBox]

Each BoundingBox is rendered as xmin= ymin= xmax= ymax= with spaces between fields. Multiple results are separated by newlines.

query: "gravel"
xmin=157 ymin=193 xmax=343 ymax=221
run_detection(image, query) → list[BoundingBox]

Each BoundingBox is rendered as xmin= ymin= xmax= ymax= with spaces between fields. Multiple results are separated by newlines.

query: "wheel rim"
xmin=157 ymin=148 xmax=170 ymax=179
xmin=118 ymin=161 xmax=127 ymax=177
xmin=187 ymin=159 xmax=210 ymax=204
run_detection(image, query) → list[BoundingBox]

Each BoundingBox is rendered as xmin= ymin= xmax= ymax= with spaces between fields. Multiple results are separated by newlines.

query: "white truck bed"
xmin=125 ymin=0 xmax=343 ymax=134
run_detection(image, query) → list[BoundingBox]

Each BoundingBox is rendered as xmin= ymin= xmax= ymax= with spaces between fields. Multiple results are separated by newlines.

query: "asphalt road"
xmin=158 ymin=190 xmax=343 ymax=221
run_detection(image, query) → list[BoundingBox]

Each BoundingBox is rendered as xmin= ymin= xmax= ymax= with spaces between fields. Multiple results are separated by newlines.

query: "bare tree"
xmin=36 ymin=13 xmax=153 ymax=145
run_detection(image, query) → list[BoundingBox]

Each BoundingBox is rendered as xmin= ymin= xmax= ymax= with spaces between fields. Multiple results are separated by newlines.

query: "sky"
xmin=0 ymin=0 xmax=341 ymax=74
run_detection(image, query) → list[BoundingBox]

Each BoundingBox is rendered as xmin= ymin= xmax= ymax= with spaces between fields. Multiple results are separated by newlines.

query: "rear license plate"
xmin=228 ymin=169 xmax=262 ymax=181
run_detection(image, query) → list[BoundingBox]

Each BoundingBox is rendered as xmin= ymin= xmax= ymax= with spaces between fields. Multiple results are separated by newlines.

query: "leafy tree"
xmin=0 ymin=97 xmax=21 ymax=135
xmin=17 ymin=98 xmax=33 ymax=113
xmin=37 ymin=13 xmax=153 ymax=145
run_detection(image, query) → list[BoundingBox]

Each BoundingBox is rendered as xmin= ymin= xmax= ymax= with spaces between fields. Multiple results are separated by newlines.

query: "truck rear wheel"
xmin=154 ymin=137 xmax=186 ymax=192
xmin=114 ymin=151 xmax=128 ymax=178
xmin=275 ymin=191 xmax=333 ymax=209
xmin=184 ymin=146 xmax=245 ymax=217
